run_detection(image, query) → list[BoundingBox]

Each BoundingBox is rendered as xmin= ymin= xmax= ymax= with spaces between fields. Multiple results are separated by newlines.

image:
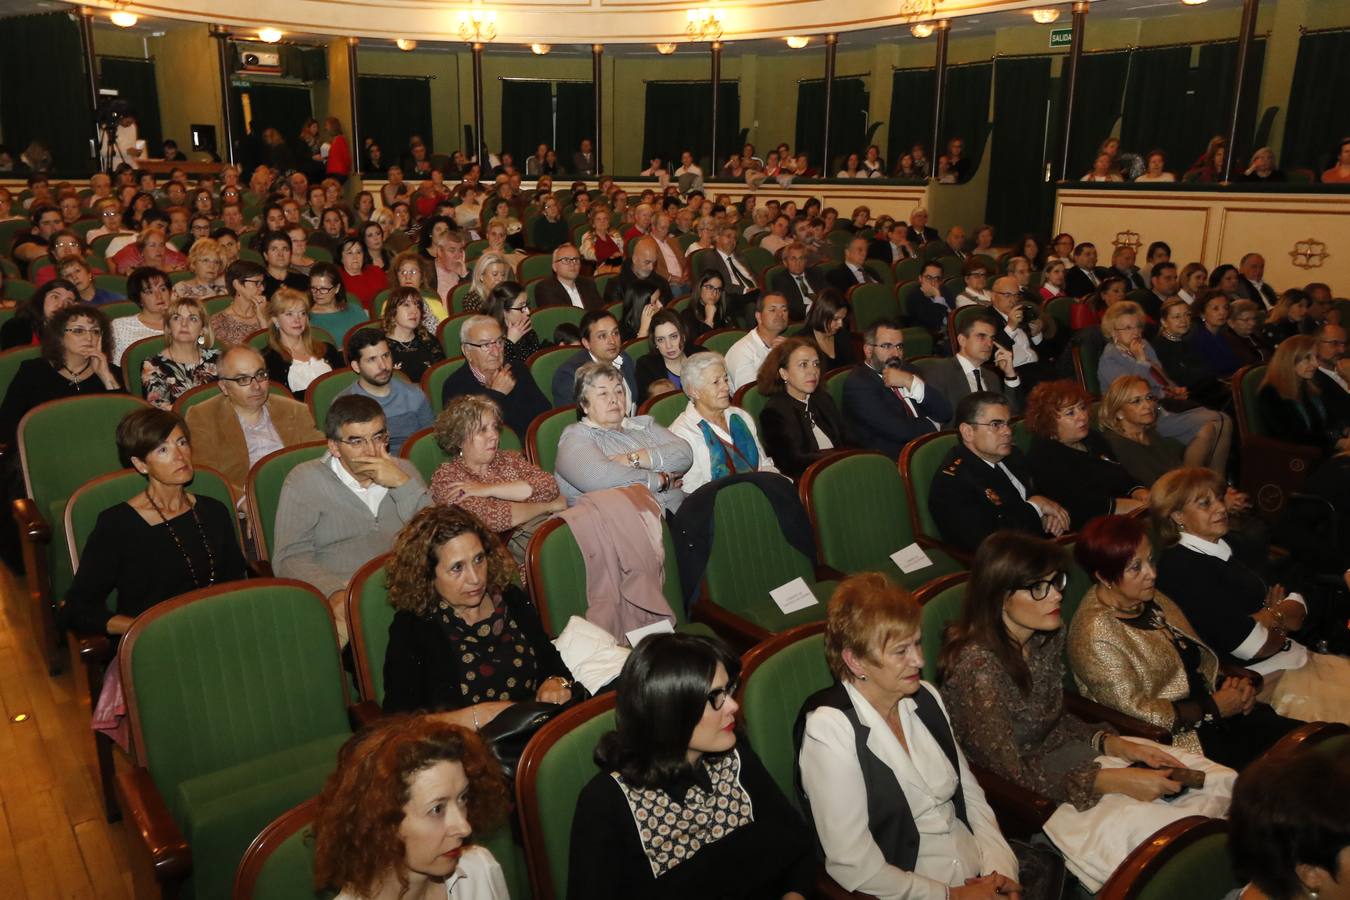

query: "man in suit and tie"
xmin=535 ymin=244 xmax=605 ymax=311
xmin=572 ymin=138 xmax=597 ymax=176
xmin=1236 ymin=253 xmax=1279 ymax=310
xmin=867 ymin=219 xmax=917 ymax=266
xmin=1063 ymin=242 xmax=1109 ymax=298
xmin=922 ymin=313 xmax=1024 ymax=427
xmin=703 ymin=224 xmax=760 ymax=326
xmin=944 ymin=226 xmax=969 ymax=260
xmin=905 ymin=259 xmax=956 ymax=352
xmin=928 ymin=391 xmax=1070 ymax=554
xmin=768 ymin=241 xmax=827 ymax=321
xmin=1140 ymin=262 xmax=1179 ymax=322
xmin=989 ymin=275 xmax=1054 ymax=389
xmin=1315 ymin=323 xmax=1350 ymax=434
xmin=906 ymin=207 xmax=939 ymax=247
xmin=826 ymin=236 xmax=880 ymax=293
xmin=842 ymin=318 xmax=952 ymax=460
xmin=1109 ymin=245 xmax=1147 ymax=291
xmin=551 ymin=309 xmax=638 ymax=410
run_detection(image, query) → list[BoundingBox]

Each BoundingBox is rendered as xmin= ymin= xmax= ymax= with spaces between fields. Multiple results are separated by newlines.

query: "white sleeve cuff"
xmin=1232 ymin=622 xmax=1270 ymax=661
xmin=1286 ymin=592 xmax=1307 ymax=611
xmin=904 ymin=377 xmax=926 ymax=403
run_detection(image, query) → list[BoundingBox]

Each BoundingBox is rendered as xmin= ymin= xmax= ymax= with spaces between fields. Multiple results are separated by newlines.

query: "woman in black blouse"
xmin=483 ymin=280 xmax=545 ymax=367
xmin=1151 ymin=298 xmax=1229 ymax=411
xmin=803 ymin=288 xmax=856 ymax=370
xmin=569 ymin=632 xmax=814 ymax=900
xmin=380 ymin=285 xmax=444 ymax=383
xmin=1024 ymin=379 xmax=1146 ymax=528
xmin=64 ymin=408 xmax=246 ymax=636
xmin=635 ymin=309 xmax=706 ymax=399
xmin=0 ymin=304 xmax=124 ymax=445
xmin=382 ymin=505 xmax=575 ymax=724
xmin=681 ymin=270 xmax=732 ymax=343
xmin=756 ymin=337 xmax=846 ymax=481
xmin=0 ymin=278 xmax=77 ymax=349
xmin=1258 ymin=334 xmax=1350 ymax=456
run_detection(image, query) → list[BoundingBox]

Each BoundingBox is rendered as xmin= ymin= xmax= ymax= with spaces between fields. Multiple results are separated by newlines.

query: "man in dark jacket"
xmin=441 ymin=315 xmax=549 ymax=440
xmin=842 ymin=319 xmax=951 ymax=461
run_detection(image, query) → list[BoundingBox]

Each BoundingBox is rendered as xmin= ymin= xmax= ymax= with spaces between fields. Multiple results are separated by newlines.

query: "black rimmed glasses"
xmin=221 ymin=370 xmax=269 ymax=387
xmin=707 ymin=680 xmax=739 ymax=710
xmin=970 ymin=418 xmax=1011 ymax=431
xmin=337 ymin=430 xmax=389 ymax=449
xmin=1020 ymin=571 xmax=1068 ymax=601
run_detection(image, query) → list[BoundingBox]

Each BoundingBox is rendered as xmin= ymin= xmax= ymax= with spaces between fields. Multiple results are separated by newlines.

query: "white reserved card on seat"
xmin=770 ymin=577 xmax=820 ymax=615
xmin=890 ymin=542 xmax=934 ymax=574
xmin=625 ymin=618 xmax=675 ymax=649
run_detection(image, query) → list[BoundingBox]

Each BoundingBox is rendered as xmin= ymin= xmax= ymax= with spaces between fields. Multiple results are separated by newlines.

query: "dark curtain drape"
xmin=1281 ymin=31 xmax=1350 ymax=173
xmin=642 ymin=81 xmax=738 ymax=172
xmin=0 ymin=12 xmax=94 ymax=174
xmin=1118 ymin=46 xmax=1191 ymax=170
xmin=794 ymin=77 xmax=869 ymax=173
xmin=279 ymin=46 xmax=327 ymax=82
xmin=357 ymin=76 xmax=432 ymax=166
xmin=555 ymin=81 xmax=595 ymax=166
xmin=887 ymin=68 xmax=935 ymax=173
xmin=1186 ymin=39 xmax=1267 ymax=169
xmin=500 ymin=80 xmax=552 ymax=164
xmin=233 ymin=82 xmax=313 ymax=136
xmin=987 ymin=57 xmax=1052 ymax=240
xmin=1064 ymin=51 xmax=1129 ymax=177
xmin=98 ymin=58 xmax=163 ymax=153
xmin=941 ymin=62 xmax=993 ymax=173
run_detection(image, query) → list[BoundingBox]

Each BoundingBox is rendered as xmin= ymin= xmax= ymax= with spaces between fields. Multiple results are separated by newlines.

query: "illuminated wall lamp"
xmin=785 ymin=35 xmax=809 ymax=49
xmin=396 ymin=38 xmax=418 ymax=50
xmin=110 ymin=9 xmax=138 ymax=27
xmin=655 ymin=43 xmax=678 ymax=54
xmin=531 ymin=43 xmax=551 ymax=54
xmin=1031 ymin=8 xmax=1060 ymax=23
xmin=258 ymin=27 xmax=283 ymax=43
xmin=911 ymin=22 xmax=934 ymax=38
xmin=1181 ymin=0 xmax=1208 ymax=4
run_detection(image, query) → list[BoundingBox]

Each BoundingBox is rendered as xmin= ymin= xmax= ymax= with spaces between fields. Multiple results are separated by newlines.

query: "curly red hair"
xmin=1023 ymin=379 xmax=1092 ymax=440
xmin=311 ymin=716 xmax=510 ymax=896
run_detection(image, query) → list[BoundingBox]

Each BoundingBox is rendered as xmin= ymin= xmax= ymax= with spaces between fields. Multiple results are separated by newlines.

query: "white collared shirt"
xmin=1318 ymin=365 xmax=1349 ymax=392
xmin=328 ymin=453 xmax=388 ymax=517
xmin=1176 ymin=532 xmax=1309 ymax=675
xmin=724 ymin=329 xmax=773 ymax=391
xmin=560 ymin=278 xmax=584 ymax=308
xmin=958 ymin=353 xmax=1019 ymax=391
xmin=333 ymin=846 xmax=507 ymax=900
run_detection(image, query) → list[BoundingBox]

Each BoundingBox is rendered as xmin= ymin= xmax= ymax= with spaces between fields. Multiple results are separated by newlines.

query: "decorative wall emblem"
xmin=1113 ymin=230 xmax=1141 ymax=251
xmin=1290 ymin=239 xmax=1329 ymax=269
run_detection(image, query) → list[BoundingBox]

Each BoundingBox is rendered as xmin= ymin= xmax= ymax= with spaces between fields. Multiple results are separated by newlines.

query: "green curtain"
xmin=1185 ymin=39 xmax=1267 ymax=169
xmin=500 ymin=80 xmax=553 ymax=165
xmin=987 ymin=57 xmax=1052 ymax=240
xmin=794 ymin=77 xmax=870 ymax=173
xmin=887 ymin=68 xmax=935 ymax=172
xmin=941 ymin=62 xmax=993 ymax=172
xmin=0 ymin=12 xmax=94 ymax=175
xmin=1063 ymin=50 xmax=1129 ymax=178
xmin=1118 ymin=46 xmax=1191 ymax=171
xmin=641 ymin=81 xmax=738 ymax=172
xmin=357 ymin=76 xmax=432 ymax=165
xmin=98 ymin=57 xmax=163 ymax=153
xmin=555 ymin=81 xmax=595 ymax=167
xmin=1281 ymin=31 xmax=1350 ymax=173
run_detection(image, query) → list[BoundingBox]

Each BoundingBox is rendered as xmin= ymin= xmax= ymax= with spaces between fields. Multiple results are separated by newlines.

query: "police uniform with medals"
xmin=928 ymin=442 xmax=1045 ymax=553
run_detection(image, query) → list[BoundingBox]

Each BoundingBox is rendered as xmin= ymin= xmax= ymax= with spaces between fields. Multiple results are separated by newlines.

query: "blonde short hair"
xmin=1149 ymin=467 xmax=1226 ymax=546
xmin=164 ymin=295 xmax=215 ymax=346
xmin=824 ymin=572 xmax=921 ymax=682
xmin=1100 ymin=300 xmax=1145 ymax=340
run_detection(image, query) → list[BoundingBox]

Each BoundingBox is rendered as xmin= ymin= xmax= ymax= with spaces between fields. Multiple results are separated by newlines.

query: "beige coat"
xmin=185 ymin=393 xmax=324 ymax=501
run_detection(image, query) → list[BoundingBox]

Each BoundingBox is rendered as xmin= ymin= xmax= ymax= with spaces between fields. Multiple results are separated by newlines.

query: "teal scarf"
xmin=698 ymin=414 xmax=760 ymax=481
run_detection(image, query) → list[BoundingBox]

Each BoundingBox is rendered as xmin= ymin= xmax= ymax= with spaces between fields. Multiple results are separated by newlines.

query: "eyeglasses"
xmin=867 ymin=341 xmax=904 ymax=352
xmin=242 ymin=277 xmax=265 ymax=287
xmin=507 ymin=305 xmax=531 ymax=314
xmin=463 ymin=337 xmax=505 ymax=350
xmin=555 ymin=256 xmax=581 ymax=265
xmin=970 ymin=419 xmax=1011 ymax=431
xmin=1019 ymin=571 xmax=1068 ymax=601
xmin=707 ymin=679 xmax=739 ymax=711
xmin=221 ymin=370 xmax=269 ymax=387
xmin=921 ymin=274 xmax=942 ymax=282
xmin=337 ymin=430 xmax=389 ymax=449
xmin=311 ymin=284 xmax=338 ymax=293
xmin=702 ymin=284 xmax=723 ymax=293
xmin=992 ymin=290 xmax=1020 ymax=299
xmin=64 ymin=326 xmax=103 ymax=337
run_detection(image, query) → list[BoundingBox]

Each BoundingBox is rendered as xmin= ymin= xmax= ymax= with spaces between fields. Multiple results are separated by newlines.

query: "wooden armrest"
xmin=12 ymin=497 xmax=51 ymax=542
xmin=117 ymin=766 xmax=192 ymax=883
xmin=690 ymin=593 xmax=767 ymax=652
xmin=76 ymin=631 xmax=114 ymax=667
xmin=916 ymin=534 xmax=972 ymax=566
xmin=349 ymin=700 xmax=383 ymax=730
xmin=815 ymin=866 xmax=879 ymax=900
xmin=969 ymin=762 xmax=1057 ymax=839
xmin=1064 ymin=693 xmax=1171 ymax=745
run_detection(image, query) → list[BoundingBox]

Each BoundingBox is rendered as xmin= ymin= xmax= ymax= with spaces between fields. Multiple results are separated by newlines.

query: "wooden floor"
xmin=0 ymin=562 xmax=138 ymax=899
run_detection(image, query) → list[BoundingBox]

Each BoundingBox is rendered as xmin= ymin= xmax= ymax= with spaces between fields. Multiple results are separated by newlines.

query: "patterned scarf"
xmin=697 ymin=414 xmax=759 ymax=481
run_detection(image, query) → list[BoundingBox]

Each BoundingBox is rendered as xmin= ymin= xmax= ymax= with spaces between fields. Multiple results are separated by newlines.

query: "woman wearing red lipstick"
xmin=797 ymin=573 xmax=1023 ymax=900
xmin=313 ymin=716 xmax=511 ymax=900
xmin=568 ymin=632 xmax=815 ymax=900
xmin=756 ymin=338 xmax=847 ymax=481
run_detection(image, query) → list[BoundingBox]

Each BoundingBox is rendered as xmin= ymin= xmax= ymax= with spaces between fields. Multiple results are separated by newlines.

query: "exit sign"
xmin=1049 ymin=26 xmax=1073 ymax=48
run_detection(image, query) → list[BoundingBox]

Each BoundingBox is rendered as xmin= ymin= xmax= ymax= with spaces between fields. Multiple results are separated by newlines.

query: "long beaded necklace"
xmin=144 ymin=490 xmax=217 ymax=588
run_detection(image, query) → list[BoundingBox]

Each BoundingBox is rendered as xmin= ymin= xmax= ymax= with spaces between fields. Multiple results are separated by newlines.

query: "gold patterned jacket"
xmin=1067 ymin=586 xmax=1220 ymax=755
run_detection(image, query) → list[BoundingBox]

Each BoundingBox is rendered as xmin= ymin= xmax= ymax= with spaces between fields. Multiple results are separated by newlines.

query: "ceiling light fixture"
xmin=258 ymin=27 xmax=283 ymax=43
xmin=785 ymin=35 xmax=809 ymax=49
xmin=110 ymin=6 xmax=138 ymax=27
xmin=911 ymin=22 xmax=934 ymax=38
xmin=655 ymin=43 xmax=678 ymax=54
xmin=458 ymin=8 xmax=498 ymax=43
xmin=686 ymin=8 xmax=723 ymax=42
xmin=1181 ymin=0 xmax=1208 ymax=4
xmin=531 ymin=43 xmax=551 ymax=54
xmin=396 ymin=38 xmax=417 ymax=51
xmin=1031 ymin=8 xmax=1060 ymax=23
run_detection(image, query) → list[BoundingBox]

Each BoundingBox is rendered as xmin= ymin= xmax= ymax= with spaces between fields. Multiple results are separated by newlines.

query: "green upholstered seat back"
xmin=742 ymin=246 xmax=776 ymax=278
xmin=352 ymin=560 xmax=393 ymax=704
xmin=401 ymin=426 xmax=520 ymax=486
xmin=740 ymin=630 xmax=831 ymax=807
xmin=623 ymin=338 xmax=652 ymax=363
xmin=0 ymin=345 xmax=40 ymax=404
xmin=240 ymin=802 xmax=330 ymax=900
xmin=823 ymin=366 xmax=849 ymax=412
xmin=1012 ymin=418 xmax=1032 ymax=454
xmin=250 ymin=443 xmax=329 ymax=560
xmin=849 ymin=283 xmax=898 ymax=332
xmin=519 ymin=253 xmax=553 ymax=282
xmin=642 ymin=391 xmax=687 ymax=429
xmin=906 ymin=431 xmax=957 ymax=542
xmin=895 ymin=258 xmax=922 ymax=283
xmin=919 ymin=575 xmax=969 ymax=683
xmin=124 ymin=582 xmax=350 ymax=810
xmin=1238 ymin=365 xmax=1268 ymax=439
xmin=699 ymin=328 xmax=747 ymax=356
xmin=437 ymin=312 xmax=473 ymax=358
xmin=1043 ymin=296 xmax=1072 ymax=335
xmin=527 ymin=345 xmax=577 ymax=399
xmin=527 ymin=406 xmax=576 ymax=474
xmin=737 ymin=384 xmax=768 ymax=424
xmin=530 ymin=307 xmax=584 ymax=345
xmin=306 ymin=370 xmax=358 ymax=428
xmin=1131 ymin=830 xmax=1236 ymax=900
xmin=123 ymin=335 xmax=168 ymax=400
xmin=531 ymin=706 xmax=616 ymax=897
xmin=863 ymin=259 xmax=895 ymax=286
xmin=903 ymin=326 xmax=933 ymax=358
xmin=422 ymin=357 xmax=466 ymax=411
xmin=809 ymin=452 xmax=917 ymax=573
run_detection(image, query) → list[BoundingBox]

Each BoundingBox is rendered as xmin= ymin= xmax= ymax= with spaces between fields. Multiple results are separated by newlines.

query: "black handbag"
xmin=478 ymin=700 xmax=566 ymax=780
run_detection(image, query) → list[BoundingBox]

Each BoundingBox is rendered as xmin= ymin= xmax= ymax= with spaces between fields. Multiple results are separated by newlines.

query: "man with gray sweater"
xmin=273 ymin=394 xmax=430 ymax=640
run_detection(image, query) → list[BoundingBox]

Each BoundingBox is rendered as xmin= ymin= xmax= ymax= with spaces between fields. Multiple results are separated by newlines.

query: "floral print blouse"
xmin=141 ymin=347 xmax=222 ymax=409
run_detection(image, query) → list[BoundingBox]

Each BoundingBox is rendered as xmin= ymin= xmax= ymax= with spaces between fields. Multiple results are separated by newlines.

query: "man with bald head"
xmin=988 ymin=274 xmax=1053 ymax=388
xmin=536 ymin=242 xmax=605 ymax=311
xmin=1236 ymin=252 xmax=1279 ymax=310
xmin=184 ymin=345 xmax=323 ymax=501
xmin=604 ymin=235 xmax=674 ymax=338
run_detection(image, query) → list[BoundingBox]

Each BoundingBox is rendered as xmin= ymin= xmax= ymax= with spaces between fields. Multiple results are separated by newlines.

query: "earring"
xmin=856 ymin=673 xmax=867 ymax=681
